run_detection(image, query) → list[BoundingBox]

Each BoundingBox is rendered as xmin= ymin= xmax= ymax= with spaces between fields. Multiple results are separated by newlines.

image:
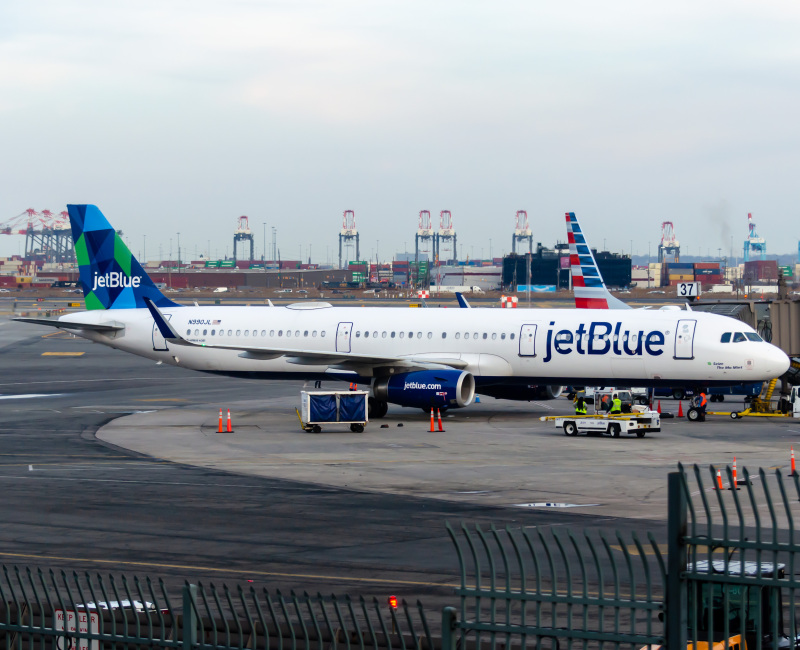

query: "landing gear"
xmin=368 ymin=397 xmax=388 ymax=419
xmin=687 ymin=407 xmax=706 ymax=422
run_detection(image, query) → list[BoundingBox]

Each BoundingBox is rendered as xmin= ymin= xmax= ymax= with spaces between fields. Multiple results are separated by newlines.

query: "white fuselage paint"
xmin=59 ymin=304 xmax=790 ymax=385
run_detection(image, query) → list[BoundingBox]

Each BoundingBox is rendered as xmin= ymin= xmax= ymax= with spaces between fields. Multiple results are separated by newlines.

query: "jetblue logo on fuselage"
xmin=543 ymin=321 xmax=665 ymax=363
xmin=91 ymin=272 xmax=141 ymax=291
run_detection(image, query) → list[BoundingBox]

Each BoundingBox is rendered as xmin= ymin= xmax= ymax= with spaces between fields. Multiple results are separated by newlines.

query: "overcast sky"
xmin=1 ymin=0 xmax=799 ymax=264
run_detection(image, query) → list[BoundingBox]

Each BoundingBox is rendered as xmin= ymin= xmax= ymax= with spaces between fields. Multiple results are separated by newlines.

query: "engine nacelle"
xmin=477 ymin=384 xmax=564 ymax=401
xmin=373 ymin=370 xmax=476 ymax=409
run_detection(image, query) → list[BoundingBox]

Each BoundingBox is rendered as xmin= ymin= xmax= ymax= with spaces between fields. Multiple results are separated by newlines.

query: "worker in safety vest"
xmin=575 ymin=397 xmax=587 ymax=415
xmin=609 ymin=396 xmax=622 ymax=414
xmin=694 ymin=391 xmax=708 ymax=416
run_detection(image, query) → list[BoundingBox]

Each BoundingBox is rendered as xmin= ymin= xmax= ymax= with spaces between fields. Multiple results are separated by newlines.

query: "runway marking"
xmin=41 ymin=352 xmax=84 ymax=357
xmin=0 ymin=552 xmax=456 ymax=588
xmin=0 ymin=394 xmax=62 ymax=400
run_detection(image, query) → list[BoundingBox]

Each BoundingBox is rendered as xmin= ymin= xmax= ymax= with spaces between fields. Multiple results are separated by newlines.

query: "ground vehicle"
xmin=543 ymin=389 xmax=660 ymax=437
xmin=690 ymin=383 xmax=800 ymax=422
xmin=297 ymin=390 xmax=368 ymax=433
xmin=275 ymin=288 xmax=292 ymax=294
xmin=684 ymin=561 xmax=800 ymax=650
xmin=297 ymin=289 xmax=308 ymax=294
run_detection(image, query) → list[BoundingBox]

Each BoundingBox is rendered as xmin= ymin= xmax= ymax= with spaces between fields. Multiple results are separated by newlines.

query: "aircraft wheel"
xmin=369 ymin=398 xmax=388 ymax=419
xmin=563 ymin=422 xmax=578 ymax=436
xmin=378 ymin=400 xmax=389 ymax=418
xmin=687 ymin=407 xmax=699 ymax=421
xmin=609 ymin=423 xmax=621 ymax=437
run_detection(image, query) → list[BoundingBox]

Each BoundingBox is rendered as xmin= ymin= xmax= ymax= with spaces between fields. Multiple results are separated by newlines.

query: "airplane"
xmin=565 ymin=212 xmax=631 ymax=309
xmin=14 ymin=205 xmax=790 ymax=419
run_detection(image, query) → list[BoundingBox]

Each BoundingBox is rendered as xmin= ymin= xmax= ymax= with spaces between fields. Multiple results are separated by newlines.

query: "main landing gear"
xmin=368 ymin=397 xmax=388 ymax=419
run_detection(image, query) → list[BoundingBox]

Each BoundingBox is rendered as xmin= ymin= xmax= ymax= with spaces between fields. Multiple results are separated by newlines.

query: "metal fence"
xmin=3 ymin=464 xmax=800 ymax=650
xmin=0 ymin=568 xmax=432 ymax=650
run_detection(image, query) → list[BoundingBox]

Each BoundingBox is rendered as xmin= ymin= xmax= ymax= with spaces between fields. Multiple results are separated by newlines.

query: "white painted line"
xmin=0 ymin=394 xmax=62 ymax=400
xmin=513 ymin=502 xmax=600 ymax=508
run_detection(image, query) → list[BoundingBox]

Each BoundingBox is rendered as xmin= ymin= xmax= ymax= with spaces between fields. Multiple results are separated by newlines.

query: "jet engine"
xmin=373 ymin=370 xmax=476 ymax=409
xmin=477 ymin=384 xmax=564 ymax=401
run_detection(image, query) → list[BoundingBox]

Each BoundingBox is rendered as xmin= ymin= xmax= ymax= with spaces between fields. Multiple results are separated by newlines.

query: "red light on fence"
xmin=388 ymin=595 xmax=398 ymax=609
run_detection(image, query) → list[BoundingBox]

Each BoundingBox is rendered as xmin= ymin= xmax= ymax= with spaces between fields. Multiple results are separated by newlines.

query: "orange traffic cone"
xmin=226 ymin=408 xmax=234 ymax=433
xmin=429 ymin=408 xmax=435 ymax=432
xmin=792 ymin=446 xmax=797 ymax=476
xmin=218 ymin=408 xmax=224 ymax=433
xmin=678 ymin=401 xmax=684 ymax=417
xmin=657 ymin=400 xmax=662 ymax=414
xmin=731 ymin=456 xmax=738 ymax=489
xmin=716 ymin=470 xmax=724 ymax=490
xmin=437 ymin=408 xmax=445 ymax=432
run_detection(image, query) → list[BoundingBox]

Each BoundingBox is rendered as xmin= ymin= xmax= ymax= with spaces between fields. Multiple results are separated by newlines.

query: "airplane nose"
xmin=767 ymin=345 xmax=790 ymax=377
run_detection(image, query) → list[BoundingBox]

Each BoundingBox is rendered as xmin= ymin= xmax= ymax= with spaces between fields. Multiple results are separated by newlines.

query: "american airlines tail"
xmin=68 ymin=204 xmax=179 ymax=310
xmin=565 ymin=212 xmax=630 ymax=310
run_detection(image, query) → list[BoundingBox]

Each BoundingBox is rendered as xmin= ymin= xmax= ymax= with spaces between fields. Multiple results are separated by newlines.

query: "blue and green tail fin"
xmin=67 ymin=204 xmax=180 ymax=310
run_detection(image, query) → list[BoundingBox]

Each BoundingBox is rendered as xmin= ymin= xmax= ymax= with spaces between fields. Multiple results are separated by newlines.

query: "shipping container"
xmin=693 ymin=263 xmax=721 ymax=269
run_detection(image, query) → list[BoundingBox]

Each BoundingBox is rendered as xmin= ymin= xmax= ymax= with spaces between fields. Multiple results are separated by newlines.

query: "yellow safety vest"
xmin=610 ymin=398 xmax=622 ymax=413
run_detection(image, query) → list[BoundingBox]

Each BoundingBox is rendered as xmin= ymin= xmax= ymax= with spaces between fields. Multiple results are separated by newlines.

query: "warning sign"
xmin=54 ymin=610 xmax=99 ymax=650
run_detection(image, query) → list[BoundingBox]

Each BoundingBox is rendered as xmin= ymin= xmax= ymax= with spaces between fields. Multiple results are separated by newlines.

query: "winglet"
xmin=143 ymin=297 xmax=182 ymax=340
xmin=455 ymin=292 xmax=472 ymax=308
xmin=565 ymin=212 xmax=631 ymax=310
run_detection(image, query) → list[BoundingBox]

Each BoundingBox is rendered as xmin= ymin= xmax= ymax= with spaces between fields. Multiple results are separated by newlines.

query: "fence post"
xmin=182 ymin=584 xmax=198 ymax=650
xmin=441 ymin=607 xmax=458 ymax=650
xmin=666 ymin=471 xmax=687 ymax=650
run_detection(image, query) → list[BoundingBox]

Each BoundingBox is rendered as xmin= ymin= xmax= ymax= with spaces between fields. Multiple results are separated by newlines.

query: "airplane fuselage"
xmin=61 ymin=303 xmax=789 ymax=388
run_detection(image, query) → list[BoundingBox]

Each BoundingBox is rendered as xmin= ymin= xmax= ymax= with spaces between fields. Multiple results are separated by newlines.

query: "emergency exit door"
xmin=519 ymin=324 xmax=537 ymax=357
xmin=674 ymin=319 xmax=697 ymax=360
xmin=336 ymin=322 xmax=353 ymax=353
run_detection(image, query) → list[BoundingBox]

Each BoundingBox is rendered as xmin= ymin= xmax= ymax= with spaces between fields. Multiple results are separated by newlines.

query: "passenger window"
xmin=304 ymin=331 xmax=308 ymax=337
xmin=417 ymin=332 xmax=422 ymax=339
xmin=483 ymin=333 xmax=487 ymax=339
xmin=721 ymin=333 xmax=731 ymax=343
xmin=286 ymin=331 xmax=291 ymax=337
xmin=261 ymin=330 xmax=266 ymax=336
xmin=312 ymin=331 xmax=317 ymax=337
xmin=733 ymin=332 xmax=746 ymax=342
xmin=203 ymin=329 xmax=207 ymax=335
xmin=382 ymin=331 xmax=387 ymax=338
xmin=455 ymin=332 xmax=461 ymax=339
xmin=244 ymin=330 xmax=249 ymax=336
xmin=399 ymin=332 xmax=404 ymax=338
xmin=510 ymin=333 xmax=516 ymax=340
xmin=464 ymin=332 xmax=469 ymax=339
xmin=427 ymin=332 xmax=432 ymax=339
xmin=186 ymin=329 xmax=191 ymax=335
xmin=364 ymin=331 xmax=369 ymax=338
xmin=321 ymin=331 xmax=326 ymax=337
xmin=211 ymin=330 xmax=215 ymax=335
xmin=501 ymin=333 xmax=506 ymax=340
xmin=442 ymin=332 xmax=447 ymax=339
xmin=356 ymin=331 xmax=361 ymax=337
xmin=492 ymin=333 xmax=497 ymax=340
xmin=746 ymin=333 xmax=762 ymax=342
xmin=295 ymin=330 xmax=300 ymax=337
xmin=408 ymin=331 xmax=413 ymax=338
xmin=391 ymin=332 xmax=396 ymax=338
xmin=236 ymin=330 xmax=241 ymax=336
xmin=228 ymin=330 xmax=233 ymax=336
xmin=194 ymin=329 xmax=199 ymax=336
xmin=373 ymin=331 xmax=378 ymax=338
xmin=270 ymin=330 xmax=275 ymax=336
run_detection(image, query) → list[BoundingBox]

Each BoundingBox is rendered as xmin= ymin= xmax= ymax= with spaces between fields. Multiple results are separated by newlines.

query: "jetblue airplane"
xmin=15 ymin=205 xmax=790 ymax=418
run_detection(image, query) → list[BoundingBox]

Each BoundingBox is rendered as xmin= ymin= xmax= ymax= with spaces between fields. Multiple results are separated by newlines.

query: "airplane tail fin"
xmin=565 ymin=212 xmax=631 ymax=310
xmin=67 ymin=204 xmax=180 ymax=310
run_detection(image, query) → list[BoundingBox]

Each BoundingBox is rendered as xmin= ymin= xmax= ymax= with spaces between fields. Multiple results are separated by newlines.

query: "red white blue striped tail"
xmin=565 ymin=212 xmax=630 ymax=310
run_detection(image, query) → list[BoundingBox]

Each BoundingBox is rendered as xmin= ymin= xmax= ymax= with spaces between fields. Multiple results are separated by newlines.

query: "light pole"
xmin=143 ymin=235 xmax=146 ymax=264
xmin=176 ymin=232 xmax=181 ymax=269
xmin=263 ymin=222 xmax=266 ymax=262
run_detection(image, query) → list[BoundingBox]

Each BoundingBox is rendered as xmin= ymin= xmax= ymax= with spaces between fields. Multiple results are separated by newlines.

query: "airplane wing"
xmin=12 ymin=317 xmax=124 ymax=332
xmin=143 ymin=298 xmax=467 ymax=371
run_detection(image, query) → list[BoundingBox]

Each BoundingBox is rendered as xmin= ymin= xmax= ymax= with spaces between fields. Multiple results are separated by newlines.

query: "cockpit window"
xmin=746 ymin=332 xmax=762 ymax=342
xmin=721 ymin=333 xmax=731 ymax=343
xmin=733 ymin=332 xmax=747 ymax=342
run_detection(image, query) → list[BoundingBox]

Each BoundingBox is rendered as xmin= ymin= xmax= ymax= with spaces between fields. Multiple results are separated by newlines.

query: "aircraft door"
xmin=674 ymin=319 xmax=697 ymax=360
xmin=152 ymin=313 xmax=173 ymax=351
xmin=336 ymin=322 xmax=353 ymax=353
xmin=519 ymin=324 xmax=537 ymax=357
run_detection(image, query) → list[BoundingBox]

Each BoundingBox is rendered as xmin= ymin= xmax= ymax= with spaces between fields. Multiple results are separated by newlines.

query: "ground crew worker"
xmin=609 ymin=395 xmax=622 ymax=414
xmin=575 ymin=396 xmax=587 ymax=415
xmin=695 ymin=391 xmax=708 ymax=416
xmin=600 ymin=394 xmax=610 ymax=412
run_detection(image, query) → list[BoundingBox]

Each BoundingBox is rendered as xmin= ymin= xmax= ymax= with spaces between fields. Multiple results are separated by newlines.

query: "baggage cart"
xmin=297 ymin=390 xmax=369 ymax=433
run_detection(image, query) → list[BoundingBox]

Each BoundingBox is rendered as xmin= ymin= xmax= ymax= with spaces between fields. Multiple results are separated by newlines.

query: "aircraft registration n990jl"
xmin=15 ymin=205 xmax=790 ymax=418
